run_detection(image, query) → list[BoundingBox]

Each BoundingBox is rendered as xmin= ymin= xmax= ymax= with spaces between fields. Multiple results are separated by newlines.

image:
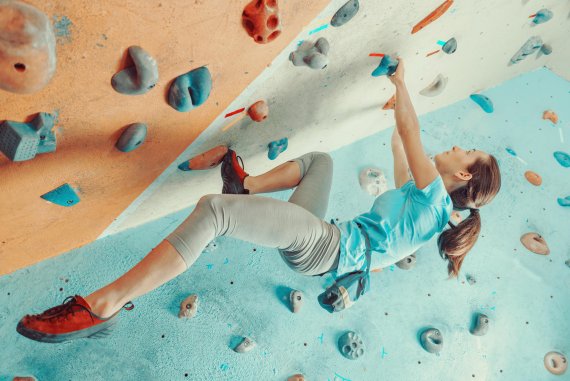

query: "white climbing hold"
xmin=358 ymin=168 xmax=388 ymax=197
xmin=419 ymin=74 xmax=448 ymax=97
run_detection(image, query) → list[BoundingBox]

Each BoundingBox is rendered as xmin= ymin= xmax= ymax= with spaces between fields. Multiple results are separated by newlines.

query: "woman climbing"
xmin=16 ymin=58 xmax=501 ymax=343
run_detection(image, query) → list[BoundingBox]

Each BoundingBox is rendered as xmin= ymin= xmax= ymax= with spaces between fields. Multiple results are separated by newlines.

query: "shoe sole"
xmin=221 ymin=151 xmax=245 ymax=194
xmin=16 ymin=315 xmax=118 ymax=343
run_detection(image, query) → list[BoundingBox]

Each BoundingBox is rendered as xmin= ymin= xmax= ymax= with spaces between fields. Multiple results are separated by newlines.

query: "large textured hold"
xmin=40 ymin=183 xmax=80 ymax=207
xmin=411 ymin=0 xmax=454 ymax=34
xmin=111 ymin=46 xmax=158 ymax=95
xmin=420 ymin=328 xmax=443 ymax=354
xmin=0 ymin=112 xmax=56 ymax=161
xmin=544 ymin=351 xmax=567 ymax=375
xmin=242 ymin=0 xmax=281 ymax=44
xmin=115 ymin=123 xmax=147 ymax=152
xmin=338 ymin=331 xmax=365 ymax=360
xmin=0 ymin=0 xmax=56 ymax=93
xmin=168 ymin=66 xmax=212 ymax=112
xmin=419 ymin=74 xmax=448 ymax=97
xmin=509 ymin=36 xmax=543 ymax=65
xmin=289 ymin=38 xmax=329 ymax=70
xmin=331 ymin=0 xmax=359 ymax=27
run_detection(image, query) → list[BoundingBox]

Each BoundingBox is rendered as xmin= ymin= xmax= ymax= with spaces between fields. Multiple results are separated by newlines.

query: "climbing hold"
xmin=520 ymin=233 xmax=550 ymax=255
xmin=553 ymin=151 xmax=570 ymax=168
xmin=450 ymin=211 xmax=462 ymax=225
xmin=532 ymin=9 xmax=553 ymax=25
xmin=111 ymin=46 xmax=158 ymax=95
xmin=168 ymin=66 xmax=212 ymax=112
xmin=371 ymin=55 xmax=399 ymax=77
xmin=247 ymin=100 xmax=269 ymax=122
xmin=242 ymin=0 xmax=281 ymax=44
xmin=466 ymin=274 xmax=476 ymax=285
xmin=178 ymin=145 xmax=228 ymax=171
xmin=540 ymin=44 xmax=552 ymax=55
xmin=442 ymin=37 xmax=457 ymax=54
xmin=509 ymin=36 xmax=543 ymax=65
xmin=268 ymin=137 xmax=288 ymax=160
xmin=40 ymin=183 xmax=80 ymax=207
xmin=419 ymin=74 xmax=448 ymax=97
xmin=358 ymin=168 xmax=388 ymax=197
xmin=420 ymin=328 xmax=443 ymax=354
xmin=411 ymin=0 xmax=454 ymax=34
xmin=289 ymin=290 xmax=303 ymax=313
xmin=13 ymin=377 xmax=37 ymax=381
xmin=338 ymin=331 xmax=365 ymax=360
xmin=178 ymin=294 xmax=198 ymax=318
xmin=233 ymin=336 xmax=256 ymax=353
xmin=115 ymin=123 xmax=147 ymax=153
xmin=287 ymin=374 xmax=305 ymax=381
xmin=543 ymin=110 xmax=558 ymax=124
xmin=557 ymin=196 xmax=570 ymax=207
xmin=289 ymin=38 xmax=329 ymax=70
xmin=0 ymin=112 xmax=56 ymax=161
xmin=470 ymin=94 xmax=494 ymax=113
xmin=470 ymin=313 xmax=489 ymax=336
xmin=395 ymin=253 xmax=416 ymax=270
xmin=544 ymin=351 xmax=567 ymax=375
xmin=331 ymin=0 xmax=359 ymax=28
xmin=566 ymin=259 xmax=570 ymax=268
xmin=383 ymin=94 xmax=396 ymax=110
xmin=524 ymin=171 xmax=542 ymax=186
xmin=0 ymin=1 xmax=56 ymax=93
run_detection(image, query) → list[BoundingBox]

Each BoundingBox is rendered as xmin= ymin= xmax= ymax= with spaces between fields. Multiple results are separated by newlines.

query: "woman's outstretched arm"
xmin=391 ymin=127 xmax=412 ymax=188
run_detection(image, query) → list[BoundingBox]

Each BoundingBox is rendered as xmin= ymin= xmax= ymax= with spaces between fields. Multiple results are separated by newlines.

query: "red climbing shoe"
xmin=16 ymin=295 xmax=134 ymax=343
xmin=221 ymin=149 xmax=250 ymax=194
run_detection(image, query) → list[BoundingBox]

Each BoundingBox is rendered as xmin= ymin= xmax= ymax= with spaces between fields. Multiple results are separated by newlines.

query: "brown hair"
xmin=437 ymin=155 xmax=501 ymax=278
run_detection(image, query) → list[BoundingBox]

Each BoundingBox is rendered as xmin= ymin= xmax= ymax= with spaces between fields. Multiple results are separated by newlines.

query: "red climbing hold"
xmin=247 ymin=100 xmax=269 ymax=122
xmin=383 ymin=94 xmax=396 ymax=110
xmin=411 ymin=0 xmax=454 ymax=34
xmin=242 ymin=0 xmax=282 ymax=44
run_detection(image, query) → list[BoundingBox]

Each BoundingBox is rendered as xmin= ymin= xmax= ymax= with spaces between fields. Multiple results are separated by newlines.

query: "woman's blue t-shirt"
xmin=332 ymin=175 xmax=453 ymax=277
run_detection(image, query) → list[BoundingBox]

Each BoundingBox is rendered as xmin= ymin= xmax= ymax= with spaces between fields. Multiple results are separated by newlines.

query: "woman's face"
xmin=434 ymin=146 xmax=489 ymax=180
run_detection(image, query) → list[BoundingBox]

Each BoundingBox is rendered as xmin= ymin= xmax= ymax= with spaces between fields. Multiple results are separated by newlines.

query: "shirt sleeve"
xmin=410 ymin=175 xmax=447 ymax=205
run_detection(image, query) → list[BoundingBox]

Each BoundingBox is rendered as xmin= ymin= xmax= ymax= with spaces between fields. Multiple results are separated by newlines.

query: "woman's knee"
xmin=197 ymin=193 xmax=222 ymax=208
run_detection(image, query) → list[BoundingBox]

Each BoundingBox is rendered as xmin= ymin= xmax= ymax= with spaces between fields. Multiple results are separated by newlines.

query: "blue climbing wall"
xmin=1 ymin=67 xmax=568 ymax=380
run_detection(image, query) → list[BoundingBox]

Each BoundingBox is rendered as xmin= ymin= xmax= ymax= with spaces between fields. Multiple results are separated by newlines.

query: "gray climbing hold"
xmin=111 ymin=46 xmax=158 ymax=95
xmin=509 ymin=36 xmax=543 ymax=65
xmin=395 ymin=253 xmax=416 ymax=270
xmin=419 ymin=74 xmax=447 ymax=97
xmin=168 ymin=66 xmax=212 ymax=112
xmin=565 ymin=259 xmax=570 ymax=268
xmin=289 ymin=290 xmax=303 ymax=313
xmin=466 ymin=274 xmax=476 ymax=285
xmin=234 ymin=336 xmax=256 ymax=353
xmin=442 ymin=38 xmax=457 ymax=54
xmin=331 ymin=0 xmax=359 ymax=28
xmin=0 ymin=112 xmax=56 ymax=161
xmin=115 ymin=123 xmax=147 ymax=152
xmin=470 ymin=313 xmax=489 ymax=336
xmin=338 ymin=331 xmax=365 ymax=360
xmin=178 ymin=294 xmax=198 ymax=319
xmin=540 ymin=44 xmax=552 ymax=55
xmin=289 ymin=38 xmax=329 ymax=70
xmin=420 ymin=328 xmax=443 ymax=354
xmin=40 ymin=183 xmax=80 ymax=207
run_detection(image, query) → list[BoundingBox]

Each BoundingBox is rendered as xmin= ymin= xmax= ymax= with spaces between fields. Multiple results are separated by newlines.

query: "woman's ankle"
xmin=243 ymin=176 xmax=255 ymax=194
xmin=85 ymin=293 xmax=123 ymax=318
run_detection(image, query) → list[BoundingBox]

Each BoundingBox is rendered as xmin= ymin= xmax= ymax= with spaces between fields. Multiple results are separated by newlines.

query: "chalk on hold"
xmin=178 ymin=294 xmax=198 ymax=319
xmin=178 ymin=145 xmax=228 ymax=171
xmin=442 ymin=37 xmax=457 ymax=54
xmin=233 ymin=336 xmax=256 ymax=353
xmin=553 ymin=151 xmax=570 ymax=168
xmin=115 ymin=123 xmax=147 ymax=152
xmin=41 ymin=183 xmax=80 ymax=207
xmin=0 ymin=112 xmax=56 ymax=161
xmin=289 ymin=290 xmax=303 ymax=313
xmin=420 ymin=328 xmax=443 ymax=354
xmin=543 ymin=110 xmax=558 ymax=124
xmin=331 ymin=0 xmax=359 ymax=28
xmin=419 ymin=74 xmax=448 ymax=97
xmin=557 ymin=196 xmax=570 ymax=207
xmin=0 ymin=1 xmax=56 ymax=94
xmin=371 ymin=55 xmax=399 ymax=77
xmin=470 ymin=94 xmax=494 ymax=113
xmin=338 ymin=331 xmax=365 ymax=360
xmin=111 ymin=46 xmax=158 ymax=95
xmin=411 ymin=0 xmax=454 ymax=34
xmin=247 ymin=100 xmax=269 ymax=122
xmin=359 ymin=168 xmax=388 ymax=197
xmin=242 ymin=0 xmax=281 ymax=44
xmin=287 ymin=374 xmax=305 ymax=381
xmin=168 ymin=66 xmax=212 ymax=112
xmin=532 ymin=9 xmax=553 ymax=25
xmin=544 ymin=351 xmax=567 ymax=375
xmin=470 ymin=313 xmax=489 ymax=336
xmin=520 ymin=233 xmax=550 ymax=255
xmin=383 ymin=94 xmax=396 ymax=110
xmin=289 ymin=38 xmax=329 ymax=70
xmin=395 ymin=253 xmax=416 ymax=270
xmin=540 ymin=44 xmax=552 ymax=55
xmin=268 ymin=137 xmax=288 ymax=160
xmin=509 ymin=36 xmax=543 ymax=65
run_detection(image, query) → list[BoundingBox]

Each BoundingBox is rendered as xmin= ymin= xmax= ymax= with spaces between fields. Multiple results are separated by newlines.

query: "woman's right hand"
xmin=389 ymin=57 xmax=405 ymax=85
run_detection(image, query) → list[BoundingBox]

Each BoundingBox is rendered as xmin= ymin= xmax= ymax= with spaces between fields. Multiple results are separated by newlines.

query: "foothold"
xmin=470 ymin=94 xmax=494 ymax=113
xmin=420 ymin=328 xmax=443 ymax=354
xmin=540 ymin=44 xmax=552 ymax=55
xmin=358 ymin=168 xmax=388 ymax=197
xmin=115 ymin=123 xmax=147 ymax=152
xmin=553 ymin=151 xmax=570 ymax=168
xmin=289 ymin=38 xmax=329 ymax=70
xmin=383 ymin=94 xmax=396 ymax=110
xmin=178 ymin=145 xmax=228 ymax=171
xmin=411 ymin=0 xmax=454 ymax=34
xmin=268 ymin=137 xmax=288 ymax=160
xmin=558 ymin=196 xmax=570 ymax=207
xmin=247 ymin=100 xmax=269 ymax=122
xmin=371 ymin=55 xmax=399 ymax=77
xmin=466 ymin=274 xmax=476 ymax=285
xmin=168 ymin=66 xmax=212 ymax=112
xmin=111 ymin=46 xmax=158 ymax=95
xmin=450 ymin=211 xmax=463 ymax=225
xmin=470 ymin=313 xmax=489 ymax=336
xmin=338 ymin=331 xmax=365 ymax=360
xmin=566 ymin=259 xmax=570 ymax=268
xmin=289 ymin=290 xmax=303 ymax=313
xmin=287 ymin=374 xmax=305 ymax=381
xmin=0 ymin=112 xmax=56 ymax=161
xmin=419 ymin=74 xmax=448 ymax=97
xmin=241 ymin=0 xmax=281 ymax=44
xmin=40 ymin=183 xmax=80 ymax=207
xmin=543 ymin=110 xmax=558 ymax=124
xmin=0 ymin=1 xmax=56 ymax=93
xmin=395 ymin=253 xmax=416 ymax=270
xmin=520 ymin=232 xmax=550 ymax=255
xmin=178 ymin=294 xmax=198 ymax=319
xmin=233 ymin=336 xmax=256 ymax=353
xmin=532 ymin=9 xmax=553 ymax=25
xmin=331 ymin=0 xmax=359 ymax=28
xmin=13 ymin=377 xmax=38 ymax=381
xmin=524 ymin=171 xmax=542 ymax=186
xmin=509 ymin=36 xmax=543 ymax=65
xmin=544 ymin=351 xmax=567 ymax=375
xmin=442 ymin=37 xmax=457 ymax=54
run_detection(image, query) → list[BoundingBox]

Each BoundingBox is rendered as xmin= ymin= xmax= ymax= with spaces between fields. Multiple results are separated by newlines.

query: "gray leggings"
xmin=166 ymin=151 xmax=341 ymax=276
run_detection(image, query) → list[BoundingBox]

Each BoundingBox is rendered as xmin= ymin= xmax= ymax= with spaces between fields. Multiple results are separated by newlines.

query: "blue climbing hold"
xmin=178 ymin=161 xmax=191 ymax=171
xmin=371 ymin=55 xmax=399 ymax=77
xmin=41 ymin=183 xmax=80 ymax=207
xmin=532 ymin=9 xmax=553 ymax=25
xmin=557 ymin=196 xmax=570 ymax=207
xmin=553 ymin=151 xmax=570 ymax=168
xmin=0 ymin=112 xmax=56 ymax=161
xmin=505 ymin=147 xmax=517 ymax=157
xmin=470 ymin=94 xmax=494 ymax=113
xmin=116 ymin=123 xmax=147 ymax=152
xmin=168 ymin=66 xmax=212 ymax=112
xmin=268 ymin=138 xmax=288 ymax=160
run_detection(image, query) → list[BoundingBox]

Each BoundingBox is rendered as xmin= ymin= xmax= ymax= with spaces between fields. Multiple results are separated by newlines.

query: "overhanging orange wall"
xmin=0 ymin=0 xmax=329 ymax=275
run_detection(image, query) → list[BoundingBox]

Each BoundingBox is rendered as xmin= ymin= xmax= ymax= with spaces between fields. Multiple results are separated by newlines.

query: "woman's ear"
xmin=454 ymin=170 xmax=473 ymax=182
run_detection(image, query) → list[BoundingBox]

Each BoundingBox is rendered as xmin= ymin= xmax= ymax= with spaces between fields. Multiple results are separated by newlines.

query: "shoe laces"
xmin=33 ymin=297 xmax=134 ymax=323
xmin=236 ymin=155 xmax=245 ymax=170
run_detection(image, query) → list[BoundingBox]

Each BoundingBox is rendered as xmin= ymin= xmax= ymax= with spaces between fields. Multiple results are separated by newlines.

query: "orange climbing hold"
xmin=543 ymin=110 xmax=558 ymax=124
xmin=411 ymin=0 xmax=454 ymax=34
xmin=242 ymin=0 xmax=281 ymax=44
xmin=383 ymin=94 xmax=396 ymax=110
xmin=178 ymin=145 xmax=228 ymax=171
xmin=524 ymin=171 xmax=542 ymax=186
xmin=247 ymin=100 xmax=269 ymax=122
